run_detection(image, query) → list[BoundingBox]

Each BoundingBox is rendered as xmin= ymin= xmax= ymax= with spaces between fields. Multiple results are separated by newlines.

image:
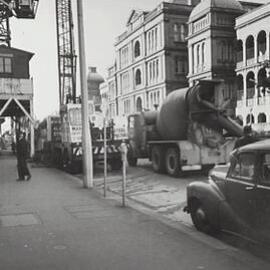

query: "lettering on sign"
xmin=0 ymin=79 xmax=33 ymax=95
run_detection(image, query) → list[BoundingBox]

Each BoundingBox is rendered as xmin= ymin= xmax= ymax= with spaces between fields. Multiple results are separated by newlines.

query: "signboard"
xmin=47 ymin=116 xmax=61 ymax=142
xmin=0 ymin=78 xmax=33 ymax=95
xmin=113 ymin=116 xmax=128 ymax=140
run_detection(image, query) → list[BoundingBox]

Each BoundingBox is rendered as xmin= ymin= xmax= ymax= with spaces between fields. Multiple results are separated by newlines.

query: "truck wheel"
xmin=127 ymin=149 xmax=137 ymax=167
xmin=151 ymin=146 xmax=165 ymax=173
xmin=165 ymin=147 xmax=180 ymax=177
xmin=190 ymin=200 xmax=218 ymax=234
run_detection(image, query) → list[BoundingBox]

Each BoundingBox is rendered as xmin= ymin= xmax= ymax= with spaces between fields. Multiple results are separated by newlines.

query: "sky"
xmin=6 ymin=0 xmax=270 ymax=122
xmin=8 ymin=0 xmax=163 ymax=121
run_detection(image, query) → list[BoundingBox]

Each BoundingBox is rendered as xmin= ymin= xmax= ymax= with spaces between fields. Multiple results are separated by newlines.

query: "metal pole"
xmin=103 ymin=117 xmax=107 ymax=197
xmin=77 ymin=0 xmax=93 ymax=188
xmin=30 ymin=98 xmax=34 ymax=158
xmin=121 ymin=141 xmax=127 ymax=207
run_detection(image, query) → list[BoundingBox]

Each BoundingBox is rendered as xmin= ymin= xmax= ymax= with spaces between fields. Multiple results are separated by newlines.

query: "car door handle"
xmin=245 ymin=186 xmax=255 ymax=191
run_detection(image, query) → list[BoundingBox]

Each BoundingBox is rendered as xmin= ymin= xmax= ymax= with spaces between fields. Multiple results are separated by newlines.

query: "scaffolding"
xmin=55 ymin=0 xmax=76 ymax=107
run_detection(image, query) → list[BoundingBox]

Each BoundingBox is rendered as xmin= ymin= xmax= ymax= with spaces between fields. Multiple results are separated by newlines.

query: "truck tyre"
xmin=165 ymin=147 xmax=180 ymax=177
xmin=151 ymin=146 xmax=165 ymax=173
xmin=127 ymin=149 xmax=137 ymax=167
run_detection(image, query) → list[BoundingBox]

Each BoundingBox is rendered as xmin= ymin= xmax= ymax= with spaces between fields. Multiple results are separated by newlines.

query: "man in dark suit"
xmin=234 ymin=125 xmax=258 ymax=149
xmin=16 ymin=132 xmax=31 ymax=181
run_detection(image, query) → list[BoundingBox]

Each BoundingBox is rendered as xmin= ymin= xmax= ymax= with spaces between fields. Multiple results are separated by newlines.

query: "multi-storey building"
xmin=100 ymin=63 xmax=118 ymax=118
xmin=110 ymin=0 xmax=198 ymax=116
xmin=187 ymin=0 xmax=246 ymax=117
xmin=235 ymin=2 xmax=270 ymax=133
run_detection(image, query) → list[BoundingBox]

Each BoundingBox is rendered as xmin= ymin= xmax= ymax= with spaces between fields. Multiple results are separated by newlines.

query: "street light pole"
xmin=77 ymin=0 xmax=93 ymax=188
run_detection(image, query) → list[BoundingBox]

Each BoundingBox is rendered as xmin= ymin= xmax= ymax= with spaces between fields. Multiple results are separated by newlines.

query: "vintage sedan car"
xmin=185 ymin=139 xmax=270 ymax=244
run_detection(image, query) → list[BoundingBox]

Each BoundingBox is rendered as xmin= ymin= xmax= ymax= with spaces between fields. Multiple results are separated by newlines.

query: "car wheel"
xmin=151 ymin=146 xmax=165 ymax=173
xmin=190 ymin=200 xmax=217 ymax=234
xmin=165 ymin=147 xmax=180 ymax=177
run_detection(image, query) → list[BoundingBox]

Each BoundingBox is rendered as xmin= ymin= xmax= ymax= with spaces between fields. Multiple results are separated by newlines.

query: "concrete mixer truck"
xmin=127 ymin=80 xmax=243 ymax=177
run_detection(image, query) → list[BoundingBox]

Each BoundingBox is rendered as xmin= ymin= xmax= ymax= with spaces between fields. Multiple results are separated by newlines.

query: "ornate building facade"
xmin=104 ymin=0 xmax=198 ymax=117
xmin=235 ymin=2 xmax=270 ymax=133
xmin=187 ymin=0 xmax=245 ymax=116
xmin=101 ymin=0 xmax=265 ymax=121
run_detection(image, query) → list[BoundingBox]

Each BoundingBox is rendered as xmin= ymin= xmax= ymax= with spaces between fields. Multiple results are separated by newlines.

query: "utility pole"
xmin=77 ymin=0 xmax=93 ymax=188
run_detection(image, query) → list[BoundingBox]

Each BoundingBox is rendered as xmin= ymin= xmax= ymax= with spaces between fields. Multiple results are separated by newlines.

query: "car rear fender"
xmin=187 ymin=180 xmax=225 ymax=228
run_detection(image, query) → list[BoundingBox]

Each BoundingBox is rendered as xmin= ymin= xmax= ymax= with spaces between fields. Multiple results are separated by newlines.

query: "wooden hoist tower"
xmin=0 ymin=0 xmax=39 ymax=156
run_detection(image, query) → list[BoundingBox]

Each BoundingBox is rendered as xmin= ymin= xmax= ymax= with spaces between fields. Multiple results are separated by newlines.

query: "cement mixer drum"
xmin=156 ymin=88 xmax=189 ymax=140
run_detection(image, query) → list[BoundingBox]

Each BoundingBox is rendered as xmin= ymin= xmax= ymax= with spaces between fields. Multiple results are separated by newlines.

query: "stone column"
xmin=254 ymin=34 xmax=258 ymax=63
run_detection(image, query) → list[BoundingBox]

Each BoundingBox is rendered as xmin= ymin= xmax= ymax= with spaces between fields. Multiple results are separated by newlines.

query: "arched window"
xmin=134 ymin=41 xmax=140 ymax=58
xmin=201 ymin=42 xmax=205 ymax=66
xmin=136 ymin=97 xmax=142 ymax=112
xmin=257 ymin=31 xmax=266 ymax=57
xmin=173 ymin=23 xmax=180 ymax=42
xmin=258 ymin=113 xmax=267 ymax=123
xmin=180 ymin=24 xmax=186 ymax=41
xmin=197 ymin=44 xmax=200 ymax=67
xmin=236 ymin=40 xmax=243 ymax=63
xmin=246 ymin=71 xmax=255 ymax=99
xmin=135 ymin=69 xmax=141 ymax=85
xmin=236 ymin=115 xmax=243 ymax=126
xmin=246 ymin=35 xmax=254 ymax=60
xmin=246 ymin=114 xmax=255 ymax=124
xmin=258 ymin=68 xmax=267 ymax=97
xmin=236 ymin=74 xmax=244 ymax=100
xmin=149 ymin=62 xmax=152 ymax=81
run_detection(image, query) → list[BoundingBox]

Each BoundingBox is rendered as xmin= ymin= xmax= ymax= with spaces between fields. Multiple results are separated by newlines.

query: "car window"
xmin=229 ymin=153 xmax=255 ymax=182
xmin=260 ymin=153 xmax=270 ymax=186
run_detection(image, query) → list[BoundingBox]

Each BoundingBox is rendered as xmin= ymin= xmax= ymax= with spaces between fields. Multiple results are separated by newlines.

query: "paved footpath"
xmin=0 ymin=154 xmax=269 ymax=270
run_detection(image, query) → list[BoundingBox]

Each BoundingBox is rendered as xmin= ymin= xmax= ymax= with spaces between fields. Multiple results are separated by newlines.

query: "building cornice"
xmin=236 ymin=4 xmax=270 ymax=30
xmin=115 ymin=3 xmax=192 ymax=46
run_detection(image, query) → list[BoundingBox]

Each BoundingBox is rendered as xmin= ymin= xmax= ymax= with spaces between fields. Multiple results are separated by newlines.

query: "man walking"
xmin=16 ymin=132 xmax=31 ymax=181
xmin=234 ymin=125 xmax=258 ymax=149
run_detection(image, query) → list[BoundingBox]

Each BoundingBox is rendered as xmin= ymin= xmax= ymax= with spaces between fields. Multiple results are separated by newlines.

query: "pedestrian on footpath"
xmin=16 ymin=132 xmax=31 ymax=181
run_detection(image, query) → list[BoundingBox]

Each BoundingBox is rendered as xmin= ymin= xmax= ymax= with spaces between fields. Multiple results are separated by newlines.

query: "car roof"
xmin=238 ymin=139 xmax=270 ymax=152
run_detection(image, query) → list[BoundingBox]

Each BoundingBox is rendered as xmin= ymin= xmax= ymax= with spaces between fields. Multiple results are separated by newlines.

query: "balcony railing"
xmin=236 ymin=61 xmax=243 ymax=69
xmin=237 ymin=100 xmax=243 ymax=107
xmin=258 ymin=53 xmax=267 ymax=63
xmin=252 ymin=123 xmax=270 ymax=132
xmin=258 ymin=96 xmax=270 ymax=105
xmin=247 ymin=58 xmax=255 ymax=66
xmin=246 ymin=98 xmax=254 ymax=107
xmin=237 ymin=90 xmax=244 ymax=100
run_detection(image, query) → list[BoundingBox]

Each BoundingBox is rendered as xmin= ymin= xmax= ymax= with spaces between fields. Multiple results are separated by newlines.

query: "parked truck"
xmin=36 ymin=102 xmax=122 ymax=173
xmin=127 ymin=80 xmax=243 ymax=177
